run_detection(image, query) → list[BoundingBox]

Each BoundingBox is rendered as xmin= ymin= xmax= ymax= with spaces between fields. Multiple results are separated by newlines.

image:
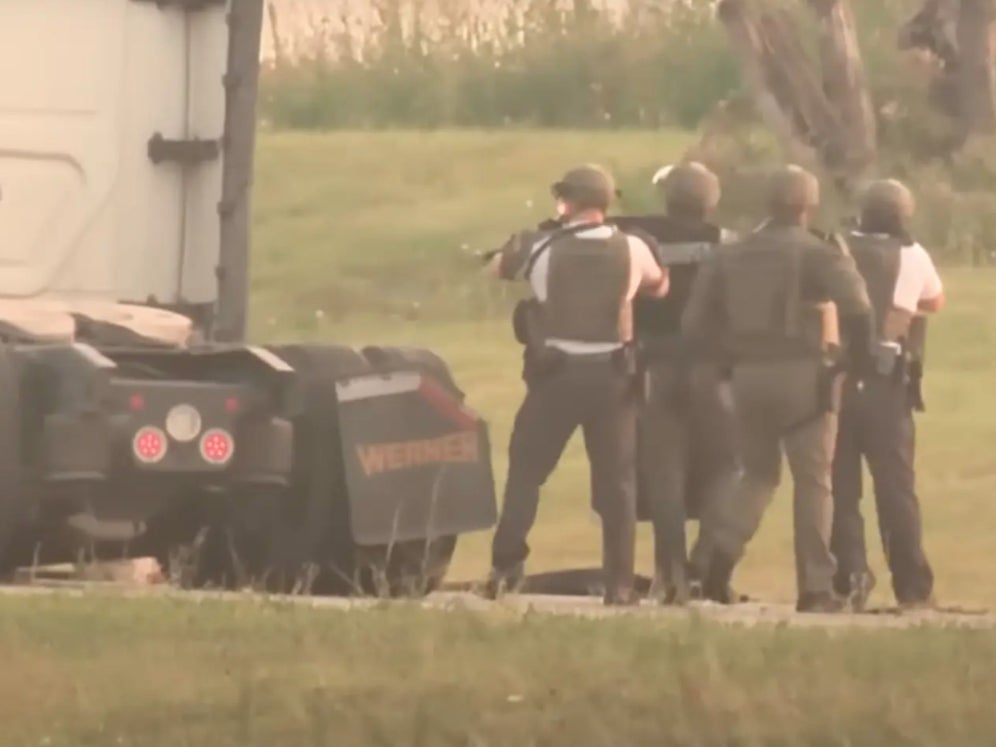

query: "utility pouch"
xmin=873 ymin=341 xmax=902 ymax=377
xmin=512 ymin=298 xmax=540 ymax=346
xmin=522 ymin=345 xmax=567 ymax=385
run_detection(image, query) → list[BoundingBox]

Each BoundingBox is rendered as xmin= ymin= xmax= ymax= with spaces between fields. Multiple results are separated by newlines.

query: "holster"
xmin=783 ymin=356 xmax=843 ymax=435
xmin=816 ymin=357 xmax=845 ymax=416
xmin=871 ymin=341 xmax=925 ymax=412
xmin=616 ymin=343 xmax=646 ymax=404
xmin=906 ymin=357 xmax=926 ymax=412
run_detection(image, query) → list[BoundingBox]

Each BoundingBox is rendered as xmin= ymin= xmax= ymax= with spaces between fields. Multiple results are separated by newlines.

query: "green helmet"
xmin=551 ymin=164 xmax=617 ymax=210
xmin=859 ymin=178 xmax=915 ymax=224
xmin=768 ymin=164 xmax=820 ymax=214
xmin=660 ymin=161 xmax=721 ymax=214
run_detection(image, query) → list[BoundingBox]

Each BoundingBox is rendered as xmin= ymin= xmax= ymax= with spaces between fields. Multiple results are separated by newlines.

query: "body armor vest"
xmin=611 ymin=215 xmax=722 ymax=341
xmin=717 ymin=225 xmax=824 ymax=358
xmin=539 ymin=228 xmax=631 ymax=344
xmin=846 ymin=232 xmax=910 ymax=342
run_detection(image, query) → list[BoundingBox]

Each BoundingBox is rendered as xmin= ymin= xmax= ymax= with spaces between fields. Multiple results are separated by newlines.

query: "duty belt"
xmin=560 ymin=348 xmax=624 ymax=364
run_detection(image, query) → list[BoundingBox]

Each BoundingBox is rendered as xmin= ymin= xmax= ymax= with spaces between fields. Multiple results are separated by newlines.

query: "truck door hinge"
xmin=148 ymin=134 xmax=221 ymax=165
xmin=131 ymin=0 xmax=226 ymax=10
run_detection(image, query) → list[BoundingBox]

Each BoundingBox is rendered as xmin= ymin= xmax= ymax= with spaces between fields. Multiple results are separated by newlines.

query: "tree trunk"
xmin=900 ymin=0 xmax=996 ymax=143
xmin=716 ymin=0 xmax=876 ymax=189
xmin=808 ymin=0 xmax=878 ymax=179
xmin=716 ymin=0 xmax=819 ymax=167
xmin=955 ymin=0 xmax=996 ymax=135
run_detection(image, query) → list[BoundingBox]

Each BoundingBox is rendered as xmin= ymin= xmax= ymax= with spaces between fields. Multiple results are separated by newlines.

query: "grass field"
xmin=3 ymin=130 xmax=996 ymax=745
xmin=4 ymin=594 xmax=996 ymax=747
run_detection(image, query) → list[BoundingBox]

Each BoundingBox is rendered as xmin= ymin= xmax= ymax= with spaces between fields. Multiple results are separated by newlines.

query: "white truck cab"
xmin=0 ymin=0 xmax=241 ymax=342
xmin=0 ymin=0 xmax=496 ymax=595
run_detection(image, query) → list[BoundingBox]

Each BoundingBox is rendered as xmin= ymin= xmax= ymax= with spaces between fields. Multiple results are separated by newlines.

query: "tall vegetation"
xmin=257 ymin=0 xmax=996 ymax=264
xmin=260 ymin=0 xmax=739 ymax=129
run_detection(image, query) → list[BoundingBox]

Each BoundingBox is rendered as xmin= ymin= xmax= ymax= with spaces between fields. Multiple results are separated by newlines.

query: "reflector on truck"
xmin=335 ymin=371 xmax=498 ymax=546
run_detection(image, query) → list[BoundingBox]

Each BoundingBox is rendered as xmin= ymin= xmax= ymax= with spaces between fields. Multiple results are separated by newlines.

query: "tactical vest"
xmin=717 ymin=225 xmax=824 ymax=358
xmin=846 ymin=232 xmax=911 ymax=342
xmin=613 ymin=215 xmax=722 ymax=340
xmin=539 ymin=229 xmax=631 ymax=344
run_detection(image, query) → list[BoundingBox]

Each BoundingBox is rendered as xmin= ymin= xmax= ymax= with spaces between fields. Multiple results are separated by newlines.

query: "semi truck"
xmin=0 ymin=0 xmax=498 ymax=595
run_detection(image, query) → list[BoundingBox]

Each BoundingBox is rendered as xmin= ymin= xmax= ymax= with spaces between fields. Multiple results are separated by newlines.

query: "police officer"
xmin=484 ymin=164 xmax=670 ymax=605
xmin=612 ymin=162 xmax=741 ymax=604
xmin=682 ymin=164 xmax=874 ymax=613
xmin=831 ymin=178 xmax=944 ymax=611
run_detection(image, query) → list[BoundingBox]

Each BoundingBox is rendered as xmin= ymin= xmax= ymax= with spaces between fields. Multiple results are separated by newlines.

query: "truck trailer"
xmin=0 ymin=0 xmax=497 ymax=595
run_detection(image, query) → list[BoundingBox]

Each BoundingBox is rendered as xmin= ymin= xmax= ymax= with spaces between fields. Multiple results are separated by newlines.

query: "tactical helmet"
xmin=551 ymin=164 xmax=618 ymax=211
xmin=767 ymin=164 xmax=820 ymax=214
xmin=660 ymin=161 xmax=721 ymax=214
xmin=859 ymin=178 xmax=915 ymax=224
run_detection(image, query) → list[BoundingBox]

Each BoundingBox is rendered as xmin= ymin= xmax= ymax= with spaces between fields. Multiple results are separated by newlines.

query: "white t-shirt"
xmin=893 ymin=242 xmax=944 ymax=313
xmin=852 ymin=232 xmax=943 ymax=313
xmin=522 ymin=224 xmax=666 ymax=354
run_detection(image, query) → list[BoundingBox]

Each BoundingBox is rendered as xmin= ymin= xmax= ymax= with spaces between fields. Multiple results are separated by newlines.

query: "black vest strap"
xmin=523 ymin=222 xmax=606 ymax=282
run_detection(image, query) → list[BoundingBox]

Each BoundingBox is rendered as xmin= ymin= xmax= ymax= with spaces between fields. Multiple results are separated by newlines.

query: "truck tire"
xmin=0 ymin=349 xmax=25 ymax=577
xmin=355 ymin=534 xmax=457 ymax=597
xmin=263 ymin=344 xmax=368 ymax=595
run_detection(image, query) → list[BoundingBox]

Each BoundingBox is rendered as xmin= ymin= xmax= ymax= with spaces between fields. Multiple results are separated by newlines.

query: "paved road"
xmin=1 ymin=580 xmax=992 ymax=631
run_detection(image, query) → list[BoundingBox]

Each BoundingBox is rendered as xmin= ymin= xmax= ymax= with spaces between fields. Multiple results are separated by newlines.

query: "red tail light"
xmin=199 ymin=428 xmax=235 ymax=466
xmin=132 ymin=426 xmax=168 ymax=464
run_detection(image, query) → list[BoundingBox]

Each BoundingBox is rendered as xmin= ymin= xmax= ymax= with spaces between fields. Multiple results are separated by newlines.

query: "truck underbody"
xmin=0 ymin=304 xmax=496 ymax=595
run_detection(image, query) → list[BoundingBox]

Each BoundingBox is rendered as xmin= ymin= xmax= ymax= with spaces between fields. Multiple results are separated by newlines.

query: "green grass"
xmin=249 ymin=129 xmax=697 ymax=329
xmin=4 ymin=130 xmax=996 ymax=744
xmin=3 ymin=595 xmax=996 ymax=746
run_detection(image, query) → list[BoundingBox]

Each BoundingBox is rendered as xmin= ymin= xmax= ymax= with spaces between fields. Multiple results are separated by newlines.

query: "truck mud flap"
xmin=362 ymin=345 xmax=464 ymax=399
xmin=335 ymin=366 xmax=497 ymax=546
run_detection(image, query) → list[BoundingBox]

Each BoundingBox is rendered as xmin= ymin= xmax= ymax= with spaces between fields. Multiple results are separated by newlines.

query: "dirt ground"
xmin=1 ymin=580 xmax=991 ymax=631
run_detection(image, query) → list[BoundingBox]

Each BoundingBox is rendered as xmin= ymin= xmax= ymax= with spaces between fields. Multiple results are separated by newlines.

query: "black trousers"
xmin=830 ymin=374 xmax=934 ymax=603
xmin=491 ymin=354 xmax=638 ymax=599
xmin=637 ymin=360 xmax=740 ymax=596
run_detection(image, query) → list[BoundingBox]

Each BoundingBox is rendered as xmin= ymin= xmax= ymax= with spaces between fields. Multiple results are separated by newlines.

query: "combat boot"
xmin=701 ymin=551 xmax=738 ymax=605
xmin=649 ymin=565 xmax=691 ymax=606
xmin=897 ymin=595 xmax=937 ymax=612
xmin=482 ymin=563 xmax=525 ymax=600
xmin=649 ymin=581 xmax=691 ymax=606
xmin=603 ymin=588 xmax=641 ymax=607
xmin=847 ymin=570 xmax=876 ymax=612
xmin=796 ymin=591 xmax=847 ymax=614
